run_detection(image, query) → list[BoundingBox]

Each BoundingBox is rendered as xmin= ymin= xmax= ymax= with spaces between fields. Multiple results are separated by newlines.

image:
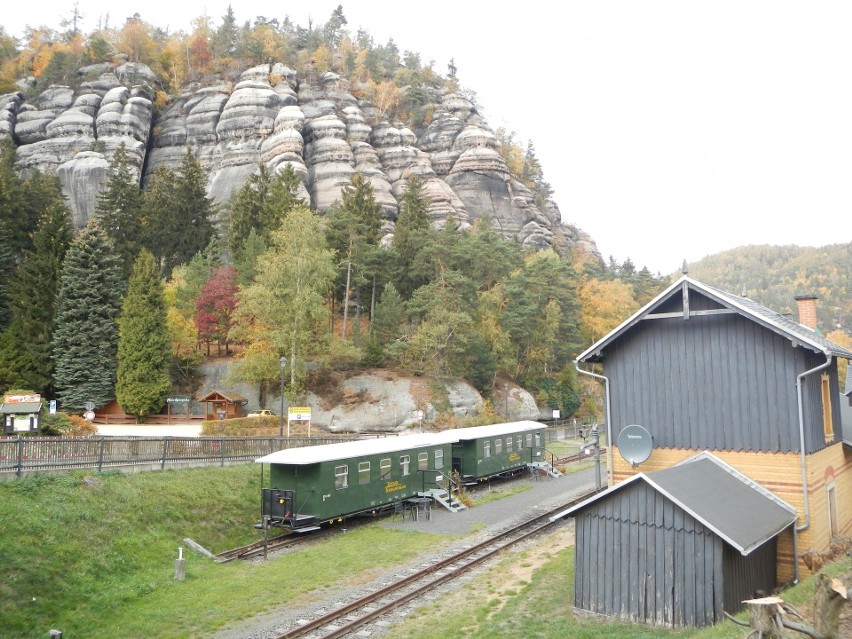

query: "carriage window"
xmin=400 ymin=455 xmax=411 ymax=476
xmin=517 ymin=436 xmax=523 ymax=450
xmin=335 ymin=465 xmax=348 ymax=489
xmin=359 ymin=461 xmax=371 ymax=485
xmin=534 ymin=433 xmax=541 ymax=447
xmin=380 ymin=458 xmax=391 ymax=480
xmin=418 ymin=452 xmax=428 ymax=470
xmin=526 ymin=434 xmax=532 ymax=447
xmin=434 ymin=449 xmax=444 ymax=469
xmin=506 ymin=437 xmax=512 ymax=452
xmin=495 ymin=438 xmax=502 ymax=454
xmin=483 ymin=441 xmax=491 ymax=458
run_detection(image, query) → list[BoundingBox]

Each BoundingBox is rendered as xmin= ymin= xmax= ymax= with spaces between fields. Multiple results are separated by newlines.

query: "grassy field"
xmin=0 ymin=464 xmax=847 ymax=639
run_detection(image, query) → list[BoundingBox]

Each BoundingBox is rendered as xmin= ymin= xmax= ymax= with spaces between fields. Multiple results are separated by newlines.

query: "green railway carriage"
xmin=257 ymin=434 xmax=454 ymax=531
xmin=439 ymin=421 xmax=547 ymax=483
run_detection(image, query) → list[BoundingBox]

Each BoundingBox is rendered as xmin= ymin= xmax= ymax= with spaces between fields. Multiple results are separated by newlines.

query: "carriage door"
xmin=452 ymin=442 xmax=464 ymax=475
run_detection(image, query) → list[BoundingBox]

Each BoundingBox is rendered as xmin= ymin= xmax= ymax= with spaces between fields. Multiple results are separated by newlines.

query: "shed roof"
xmin=0 ymin=402 xmax=42 ymax=414
xmin=551 ymin=452 xmax=796 ymax=555
xmin=578 ymin=276 xmax=852 ymax=363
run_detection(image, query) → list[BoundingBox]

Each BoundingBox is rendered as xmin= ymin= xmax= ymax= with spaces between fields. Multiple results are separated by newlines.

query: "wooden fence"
xmin=0 ymin=435 xmax=357 ymax=478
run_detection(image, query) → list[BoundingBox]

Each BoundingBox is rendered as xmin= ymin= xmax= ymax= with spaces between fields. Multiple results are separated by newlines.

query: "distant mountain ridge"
xmin=688 ymin=243 xmax=852 ymax=333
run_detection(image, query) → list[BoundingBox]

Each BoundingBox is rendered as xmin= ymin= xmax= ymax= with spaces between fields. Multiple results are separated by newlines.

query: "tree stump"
xmin=743 ymin=596 xmax=786 ymax=638
xmin=813 ymin=571 xmax=850 ymax=639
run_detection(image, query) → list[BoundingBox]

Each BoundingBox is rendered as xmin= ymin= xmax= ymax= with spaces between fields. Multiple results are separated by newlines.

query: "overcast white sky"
xmin=4 ymin=1 xmax=851 ymax=274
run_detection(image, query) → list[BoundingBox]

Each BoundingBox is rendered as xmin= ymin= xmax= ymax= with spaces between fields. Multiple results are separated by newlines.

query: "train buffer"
xmin=419 ymin=488 xmax=467 ymax=513
xmin=527 ymin=461 xmax=563 ymax=478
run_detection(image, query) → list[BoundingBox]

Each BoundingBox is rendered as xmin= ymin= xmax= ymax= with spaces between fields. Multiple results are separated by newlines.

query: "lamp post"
xmin=278 ymin=356 xmax=287 ymax=438
xmin=504 ymin=383 xmax=509 ymax=418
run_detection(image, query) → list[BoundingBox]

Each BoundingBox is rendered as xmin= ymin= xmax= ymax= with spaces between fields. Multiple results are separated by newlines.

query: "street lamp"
xmin=278 ymin=356 xmax=287 ymax=438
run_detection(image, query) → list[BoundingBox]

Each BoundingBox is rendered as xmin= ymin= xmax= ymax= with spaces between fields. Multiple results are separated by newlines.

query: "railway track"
xmin=271 ymin=487 xmax=601 ymax=639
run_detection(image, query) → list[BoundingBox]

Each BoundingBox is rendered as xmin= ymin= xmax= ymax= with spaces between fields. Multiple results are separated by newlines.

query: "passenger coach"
xmin=257 ymin=434 xmax=453 ymax=531
xmin=439 ymin=421 xmax=548 ymax=483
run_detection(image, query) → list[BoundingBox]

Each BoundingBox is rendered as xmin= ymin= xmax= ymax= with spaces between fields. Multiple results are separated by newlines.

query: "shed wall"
xmin=573 ymin=481 xmax=725 ymax=627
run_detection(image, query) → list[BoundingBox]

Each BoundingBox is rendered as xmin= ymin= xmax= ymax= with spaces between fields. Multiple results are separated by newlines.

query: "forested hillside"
xmin=689 ymin=243 xmax=852 ymax=334
xmin=0 ymin=6 xmax=671 ymax=426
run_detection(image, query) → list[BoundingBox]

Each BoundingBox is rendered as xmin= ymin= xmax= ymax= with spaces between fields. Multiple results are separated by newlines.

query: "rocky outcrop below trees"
xmin=0 ymin=61 xmax=600 ymax=258
xmin=196 ymin=363 xmax=543 ymax=433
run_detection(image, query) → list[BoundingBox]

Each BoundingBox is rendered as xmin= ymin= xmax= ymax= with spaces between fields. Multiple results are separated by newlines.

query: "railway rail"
xmin=271 ymin=486 xmax=601 ymax=639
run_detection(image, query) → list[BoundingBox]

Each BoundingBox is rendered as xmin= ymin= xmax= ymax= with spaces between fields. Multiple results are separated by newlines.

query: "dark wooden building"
xmin=564 ymin=274 xmax=852 ymax=624
xmin=555 ymin=453 xmax=796 ymax=627
xmin=198 ymin=390 xmax=248 ymax=420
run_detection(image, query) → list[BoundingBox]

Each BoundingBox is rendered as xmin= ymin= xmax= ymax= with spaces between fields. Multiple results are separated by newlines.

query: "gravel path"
xmin=212 ymin=466 xmax=600 ymax=639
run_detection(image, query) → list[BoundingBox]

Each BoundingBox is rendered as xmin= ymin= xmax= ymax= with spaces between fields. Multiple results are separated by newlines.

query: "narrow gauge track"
xmin=272 ymin=487 xmax=601 ymax=639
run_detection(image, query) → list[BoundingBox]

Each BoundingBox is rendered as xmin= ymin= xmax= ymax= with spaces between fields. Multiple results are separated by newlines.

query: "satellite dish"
xmin=617 ymin=424 xmax=653 ymax=467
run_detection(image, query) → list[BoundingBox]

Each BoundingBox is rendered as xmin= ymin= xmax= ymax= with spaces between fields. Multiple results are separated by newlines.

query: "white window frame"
xmin=335 ymin=465 xmax=348 ymax=489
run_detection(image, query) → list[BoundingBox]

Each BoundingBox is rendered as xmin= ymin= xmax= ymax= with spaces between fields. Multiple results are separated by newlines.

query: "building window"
xmin=359 ymin=461 xmax=371 ymax=485
xmin=335 ymin=465 xmax=348 ymax=489
xmin=495 ymin=438 xmax=502 ymax=454
xmin=380 ymin=458 xmax=391 ymax=480
xmin=821 ymin=373 xmax=834 ymax=441
xmin=435 ymin=449 xmax=444 ymax=469
xmin=418 ymin=452 xmax=428 ymax=470
xmin=828 ymin=484 xmax=838 ymax=537
xmin=400 ymin=455 xmax=410 ymax=476
xmin=483 ymin=441 xmax=491 ymax=458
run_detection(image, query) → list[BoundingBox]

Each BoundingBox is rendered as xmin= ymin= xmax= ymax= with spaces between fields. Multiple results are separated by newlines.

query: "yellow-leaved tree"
xmin=578 ymin=278 xmax=639 ymax=346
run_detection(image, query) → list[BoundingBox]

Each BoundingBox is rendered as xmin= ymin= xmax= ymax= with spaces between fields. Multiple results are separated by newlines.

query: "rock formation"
xmin=0 ymin=60 xmax=600 ymax=261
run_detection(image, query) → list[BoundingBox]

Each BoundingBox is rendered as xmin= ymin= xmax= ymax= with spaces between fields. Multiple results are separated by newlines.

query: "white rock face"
xmin=1 ymin=60 xmax=596 ymax=258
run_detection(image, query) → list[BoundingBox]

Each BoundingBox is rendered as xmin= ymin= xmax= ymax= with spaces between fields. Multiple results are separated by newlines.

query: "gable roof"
xmin=197 ymin=389 xmax=248 ymax=404
xmin=578 ymin=276 xmax=852 ymax=363
xmin=551 ymin=452 xmax=796 ymax=555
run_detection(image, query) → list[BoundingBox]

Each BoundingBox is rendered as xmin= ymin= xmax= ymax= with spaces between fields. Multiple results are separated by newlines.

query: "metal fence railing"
xmin=0 ymin=435 xmax=358 ymax=478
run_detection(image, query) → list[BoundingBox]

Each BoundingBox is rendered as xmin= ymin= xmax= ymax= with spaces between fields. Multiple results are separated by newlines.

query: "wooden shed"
xmin=552 ymin=453 xmax=796 ymax=627
xmin=198 ymin=390 xmax=248 ymax=420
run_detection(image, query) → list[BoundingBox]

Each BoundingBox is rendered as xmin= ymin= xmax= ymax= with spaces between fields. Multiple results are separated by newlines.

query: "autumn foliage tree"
xmin=195 ymin=265 xmax=238 ymax=356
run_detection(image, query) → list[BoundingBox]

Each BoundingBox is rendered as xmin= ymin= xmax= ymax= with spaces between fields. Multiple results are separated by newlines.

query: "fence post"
xmin=98 ymin=437 xmax=105 ymax=473
xmin=162 ymin=437 xmax=169 ymax=470
xmin=220 ymin=438 xmax=225 ymax=467
xmin=16 ymin=437 xmax=23 ymax=477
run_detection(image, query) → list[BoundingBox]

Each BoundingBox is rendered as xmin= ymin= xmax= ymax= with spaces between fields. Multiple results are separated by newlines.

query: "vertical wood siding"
xmin=573 ymin=481 xmax=736 ymax=627
xmin=606 ymin=305 xmax=839 ymax=454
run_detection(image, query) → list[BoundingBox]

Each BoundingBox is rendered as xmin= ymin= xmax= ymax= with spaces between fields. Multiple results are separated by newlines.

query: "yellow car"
xmin=247 ymin=409 xmax=276 ymax=417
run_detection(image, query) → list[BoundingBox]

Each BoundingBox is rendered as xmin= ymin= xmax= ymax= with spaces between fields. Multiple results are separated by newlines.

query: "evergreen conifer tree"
xmin=142 ymin=148 xmax=216 ymax=277
xmin=116 ymin=249 xmax=171 ymax=419
xmin=0 ymin=139 xmax=29 ymax=258
xmin=1 ymin=178 xmax=73 ymax=393
xmin=95 ymin=143 xmax=143 ymax=279
xmin=392 ymin=175 xmax=433 ymax=299
xmin=0 ymin=224 xmax=14 ymax=331
xmin=52 ymin=221 xmax=124 ymax=411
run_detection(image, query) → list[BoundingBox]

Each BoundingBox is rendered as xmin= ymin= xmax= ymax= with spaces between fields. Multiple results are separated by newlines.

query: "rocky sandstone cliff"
xmin=196 ymin=362 xmax=543 ymax=433
xmin=2 ymin=61 xmax=600 ymax=256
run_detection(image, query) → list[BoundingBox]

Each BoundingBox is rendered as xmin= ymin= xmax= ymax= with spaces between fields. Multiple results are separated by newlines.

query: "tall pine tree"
xmin=116 ymin=249 xmax=171 ymax=419
xmin=142 ymin=148 xmax=216 ymax=277
xmin=52 ymin=221 xmax=124 ymax=411
xmin=95 ymin=143 xmax=143 ymax=280
xmin=0 ymin=176 xmax=72 ymax=393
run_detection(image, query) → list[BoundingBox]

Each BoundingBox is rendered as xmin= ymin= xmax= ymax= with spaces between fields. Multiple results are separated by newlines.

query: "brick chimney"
xmin=794 ymin=294 xmax=818 ymax=330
